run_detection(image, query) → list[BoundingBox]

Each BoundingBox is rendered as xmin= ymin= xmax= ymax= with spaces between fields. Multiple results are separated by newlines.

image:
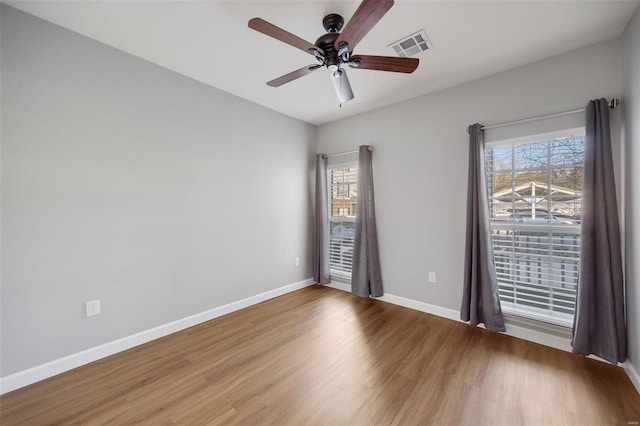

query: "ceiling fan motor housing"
xmin=315 ymin=32 xmax=340 ymax=68
xmin=316 ymin=14 xmax=345 ymax=69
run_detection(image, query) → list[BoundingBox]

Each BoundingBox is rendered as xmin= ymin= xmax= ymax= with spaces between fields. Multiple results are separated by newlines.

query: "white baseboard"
xmin=377 ymin=293 xmax=461 ymax=322
xmin=623 ymin=361 xmax=640 ymax=395
xmin=0 ymin=278 xmax=315 ymax=395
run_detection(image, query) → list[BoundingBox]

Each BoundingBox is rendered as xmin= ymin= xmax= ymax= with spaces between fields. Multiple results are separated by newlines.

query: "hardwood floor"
xmin=1 ymin=285 xmax=639 ymax=425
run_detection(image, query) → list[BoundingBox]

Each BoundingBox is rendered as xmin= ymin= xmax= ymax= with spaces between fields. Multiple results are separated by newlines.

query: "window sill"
xmin=330 ymin=274 xmax=351 ymax=284
xmin=503 ymin=312 xmax=573 ymax=339
xmin=500 ymin=301 xmax=574 ymax=329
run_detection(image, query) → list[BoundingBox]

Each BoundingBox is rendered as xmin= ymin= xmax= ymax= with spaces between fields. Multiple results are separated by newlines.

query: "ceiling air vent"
xmin=388 ymin=30 xmax=432 ymax=57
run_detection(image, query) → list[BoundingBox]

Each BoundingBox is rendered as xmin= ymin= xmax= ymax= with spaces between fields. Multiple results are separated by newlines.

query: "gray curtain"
xmin=313 ymin=154 xmax=330 ymax=284
xmin=461 ymin=124 xmax=506 ymax=332
xmin=351 ymin=145 xmax=383 ymax=297
xmin=572 ymin=98 xmax=626 ymax=364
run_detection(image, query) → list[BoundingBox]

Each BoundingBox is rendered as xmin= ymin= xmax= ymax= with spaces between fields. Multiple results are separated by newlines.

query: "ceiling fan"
xmin=248 ymin=0 xmax=419 ymax=103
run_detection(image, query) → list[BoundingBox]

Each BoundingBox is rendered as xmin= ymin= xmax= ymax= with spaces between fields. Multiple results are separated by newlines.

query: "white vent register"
xmin=388 ymin=30 xmax=432 ymax=57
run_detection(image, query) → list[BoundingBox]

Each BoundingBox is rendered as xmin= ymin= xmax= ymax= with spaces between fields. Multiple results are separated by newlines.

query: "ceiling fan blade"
xmin=267 ymin=65 xmax=322 ymax=87
xmin=334 ymin=0 xmax=394 ymax=52
xmin=330 ymin=69 xmax=354 ymax=103
xmin=349 ymin=55 xmax=419 ymax=73
xmin=249 ymin=18 xmax=318 ymax=56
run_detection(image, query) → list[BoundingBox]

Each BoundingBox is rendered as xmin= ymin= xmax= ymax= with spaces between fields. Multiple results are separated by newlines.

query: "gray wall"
xmin=623 ymin=5 xmax=640 ymax=374
xmin=317 ymin=39 xmax=622 ymax=314
xmin=0 ymin=5 xmax=316 ymax=376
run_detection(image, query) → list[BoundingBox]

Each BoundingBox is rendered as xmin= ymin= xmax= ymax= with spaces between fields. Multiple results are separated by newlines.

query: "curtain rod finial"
xmin=609 ymin=98 xmax=619 ymax=109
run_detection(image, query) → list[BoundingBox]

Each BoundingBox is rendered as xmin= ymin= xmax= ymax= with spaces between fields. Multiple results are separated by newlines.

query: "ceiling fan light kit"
xmin=330 ymin=69 xmax=354 ymax=103
xmin=248 ymin=0 xmax=419 ymax=104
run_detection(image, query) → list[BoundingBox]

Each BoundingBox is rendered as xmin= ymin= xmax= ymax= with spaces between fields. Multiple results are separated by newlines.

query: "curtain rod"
xmin=481 ymin=98 xmax=619 ymax=130
xmin=323 ymin=146 xmax=372 ymax=157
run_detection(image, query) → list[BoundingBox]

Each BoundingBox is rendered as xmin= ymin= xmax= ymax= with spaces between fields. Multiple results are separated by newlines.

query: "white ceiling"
xmin=6 ymin=0 xmax=639 ymax=126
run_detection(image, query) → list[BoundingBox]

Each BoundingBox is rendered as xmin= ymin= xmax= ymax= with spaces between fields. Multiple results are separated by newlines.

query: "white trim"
xmin=485 ymin=127 xmax=585 ymax=148
xmin=377 ymin=293 xmax=460 ymax=322
xmin=0 ymin=278 xmax=315 ymax=395
xmin=329 ymin=271 xmax=352 ymax=281
xmin=502 ymin=313 xmax=573 ymax=338
xmin=623 ymin=361 xmax=640 ymax=395
xmin=324 ymin=281 xmax=351 ymax=293
xmin=482 ymin=110 xmax=586 ymax=131
xmin=326 ymin=155 xmax=359 ymax=169
xmin=501 ymin=321 xmax=572 ymax=352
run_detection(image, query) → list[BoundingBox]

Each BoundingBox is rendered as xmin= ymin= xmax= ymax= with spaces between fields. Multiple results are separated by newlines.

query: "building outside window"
xmin=485 ymin=129 xmax=584 ymax=327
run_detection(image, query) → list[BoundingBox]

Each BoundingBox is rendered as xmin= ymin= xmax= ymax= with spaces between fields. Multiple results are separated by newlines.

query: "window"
xmin=485 ymin=129 xmax=584 ymax=327
xmin=328 ymin=164 xmax=358 ymax=278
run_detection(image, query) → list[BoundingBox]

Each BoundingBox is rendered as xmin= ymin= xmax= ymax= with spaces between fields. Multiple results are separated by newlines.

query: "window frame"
xmin=327 ymin=162 xmax=358 ymax=280
xmin=485 ymin=127 xmax=585 ymax=328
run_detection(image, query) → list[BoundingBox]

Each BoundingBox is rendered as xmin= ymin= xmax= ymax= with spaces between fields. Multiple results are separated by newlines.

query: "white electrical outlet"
xmin=295 ymin=257 xmax=300 ymax=266
xmin=86 ymin=300 xmax=101 ymax=317
xmin=429 ymin=272 xmax=437 ymax=283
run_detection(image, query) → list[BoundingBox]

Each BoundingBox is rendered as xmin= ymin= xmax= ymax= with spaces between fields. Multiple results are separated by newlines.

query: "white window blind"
xmin=486 ymin=129 xmax=584 ymax=327
xmin=328 ymin=164 xmax=358 ymax=278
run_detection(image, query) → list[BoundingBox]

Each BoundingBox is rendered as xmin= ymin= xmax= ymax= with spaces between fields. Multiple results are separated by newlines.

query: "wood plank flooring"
xmin=1 ymin=285 xmax=639 ymax=425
